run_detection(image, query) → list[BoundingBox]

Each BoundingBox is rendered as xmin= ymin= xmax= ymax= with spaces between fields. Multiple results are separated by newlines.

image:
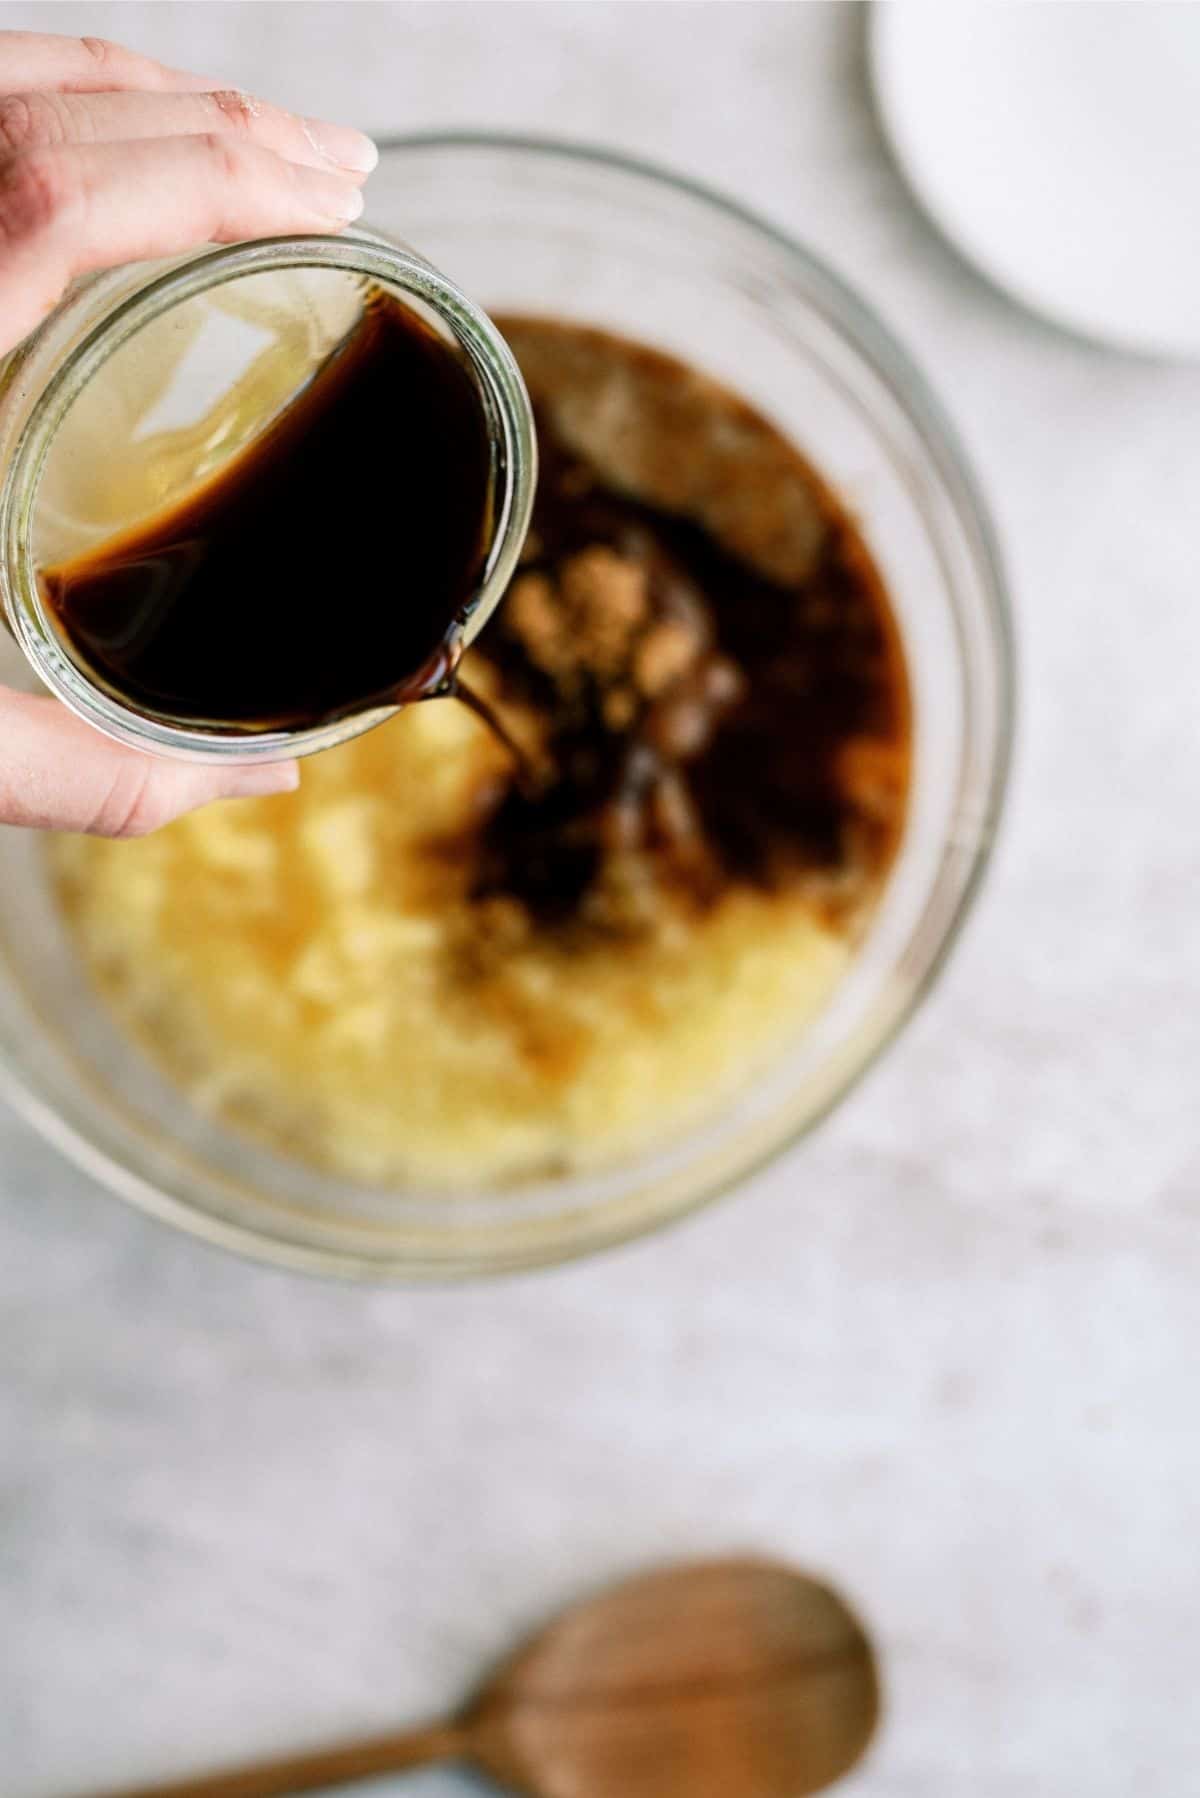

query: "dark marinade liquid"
xmin=465 ymin=330 xmax=911 ymax=931
xmin=41 ymin=293 xmax=494 ymax=732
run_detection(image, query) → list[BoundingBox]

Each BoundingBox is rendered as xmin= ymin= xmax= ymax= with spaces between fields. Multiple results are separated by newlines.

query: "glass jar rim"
xmin=0 ymin=229 xmax=537 ymax=764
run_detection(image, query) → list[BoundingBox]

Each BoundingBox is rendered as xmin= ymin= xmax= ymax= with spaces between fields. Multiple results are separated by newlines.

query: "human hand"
xmin=0 ymin=30 xmax=378 ymax=834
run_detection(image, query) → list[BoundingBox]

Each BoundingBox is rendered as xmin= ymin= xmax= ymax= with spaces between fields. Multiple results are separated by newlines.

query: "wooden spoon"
xmin=93 ymin=1557 xmax=880 ymax=1798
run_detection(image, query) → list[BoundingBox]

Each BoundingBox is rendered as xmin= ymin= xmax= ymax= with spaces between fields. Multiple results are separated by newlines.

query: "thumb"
xmin=0 ymin=688 xmax=298 ymax=835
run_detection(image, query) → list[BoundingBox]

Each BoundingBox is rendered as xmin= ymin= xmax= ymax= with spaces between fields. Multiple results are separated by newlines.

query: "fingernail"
xmin=221 ymin=761 xmax=301 ymax=799
xmin=303 ymin=117 xmax=378 ymax=174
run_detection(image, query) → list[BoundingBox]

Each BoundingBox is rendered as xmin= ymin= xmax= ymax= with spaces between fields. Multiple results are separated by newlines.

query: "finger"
xmin=0 ymin=138 xmax=366 ymax=344
xmin=0 ymin=88 xmax=376 ymax=176
xmin=0 ymin=30 xmax=215 ymax=94
xmin=0 ymin=689 xmax=298 ymax=836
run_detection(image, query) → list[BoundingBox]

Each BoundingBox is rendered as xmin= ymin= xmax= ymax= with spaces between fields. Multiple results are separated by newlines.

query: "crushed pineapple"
xmin=50 ymin=699 xmax=852 ymax=1189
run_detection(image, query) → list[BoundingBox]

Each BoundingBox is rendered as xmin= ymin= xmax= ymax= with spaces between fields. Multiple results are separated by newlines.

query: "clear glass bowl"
xmin=0 ymin=136 xmax=1013 ymax=1279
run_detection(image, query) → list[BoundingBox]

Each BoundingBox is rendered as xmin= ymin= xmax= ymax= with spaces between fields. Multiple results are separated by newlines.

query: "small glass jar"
xmin=0 ymin=229 xmax=536 ymax=762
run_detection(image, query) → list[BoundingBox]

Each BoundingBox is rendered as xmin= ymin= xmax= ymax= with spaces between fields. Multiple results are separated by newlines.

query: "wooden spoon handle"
xmin=92 ymin=1722 xmax=465 ymax=1798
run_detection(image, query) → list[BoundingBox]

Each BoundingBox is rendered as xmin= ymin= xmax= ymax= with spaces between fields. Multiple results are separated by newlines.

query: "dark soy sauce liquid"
xmin=41 ymin=291 xmax=495 ymax=733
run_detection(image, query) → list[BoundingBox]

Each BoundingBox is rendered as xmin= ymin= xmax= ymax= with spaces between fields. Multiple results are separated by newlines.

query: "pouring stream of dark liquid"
xmin=451 ymin=677 xmax=541 ymax=794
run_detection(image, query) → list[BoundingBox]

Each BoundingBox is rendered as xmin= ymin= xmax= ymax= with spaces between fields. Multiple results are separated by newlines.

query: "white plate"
xmin=870 ymin=2 xmax=1200 ymax=358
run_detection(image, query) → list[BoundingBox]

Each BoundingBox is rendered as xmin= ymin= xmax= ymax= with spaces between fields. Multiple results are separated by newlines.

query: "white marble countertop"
xmin=3 ymin=5 xmax=1199 ymax=1794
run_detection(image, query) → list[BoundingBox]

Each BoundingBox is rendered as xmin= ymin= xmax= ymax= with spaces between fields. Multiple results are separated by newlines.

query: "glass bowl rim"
xmin=0 ymin=131 xmax=1016 ymax=1282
